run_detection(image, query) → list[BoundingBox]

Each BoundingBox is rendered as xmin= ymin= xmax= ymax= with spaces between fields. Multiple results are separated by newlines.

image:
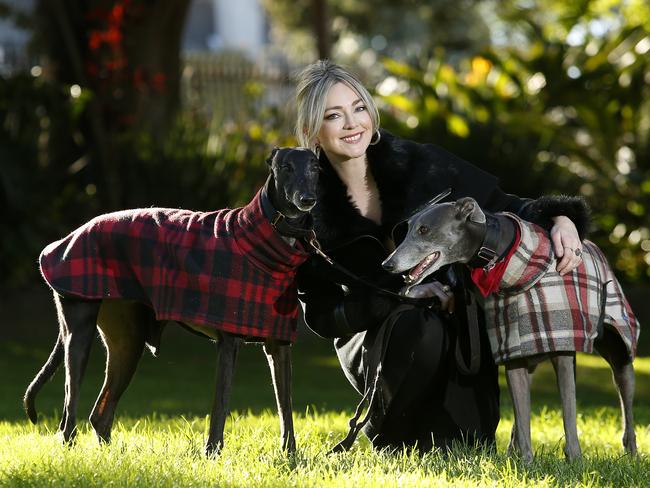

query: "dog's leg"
xmin=595 ymin=328 xmax=637 ymax=455
xmin=550 ymin=352 xmax=582 ymax=461
xmin=57 ymin=295 xmax=101 ymax=443
xmin=507 ymin=365 xmax=536 ymax=458
xmin=205 ymin=334 xmax=242 ymax=456
xmin=264 ymin=339 xmax=296 ymax=453
xmin=89 ymin=301 xmax=149 ymax=443
xmin=610 ymin=360 xmax=637 ymax=455
xmin=505 ymin=361 xmax=533 ymax=463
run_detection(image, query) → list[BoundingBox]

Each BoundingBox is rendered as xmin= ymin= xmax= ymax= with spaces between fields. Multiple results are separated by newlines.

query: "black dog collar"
xmin=467 ymin=214 xmax=500 ymax=270
xmin=260 ymin=188 xmax=314 ymax=239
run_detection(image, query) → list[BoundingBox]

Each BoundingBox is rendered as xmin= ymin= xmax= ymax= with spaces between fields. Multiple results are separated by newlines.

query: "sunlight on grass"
xmin=2 ymin=332 xmax=648 ymax=486
xmin=575 ymin=353 xmax=650 ymax=375
xmin=498 ymin=354 xmax=650 ymax=411
xmin=1 ymin=406 xmax=648 ymax=487
xmin=307 ymin=355 xmax=343 ymax=368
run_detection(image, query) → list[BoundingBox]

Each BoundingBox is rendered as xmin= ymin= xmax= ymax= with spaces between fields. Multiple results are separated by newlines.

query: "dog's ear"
xmin=456 ymin=197 xmax=486 ymax=224
xmin=266 ymin=147 xmax=281 ymax=166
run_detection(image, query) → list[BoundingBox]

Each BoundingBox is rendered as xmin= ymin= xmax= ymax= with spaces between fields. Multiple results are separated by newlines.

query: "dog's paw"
xmin=204 ymin=440 xmax=223 ymax=458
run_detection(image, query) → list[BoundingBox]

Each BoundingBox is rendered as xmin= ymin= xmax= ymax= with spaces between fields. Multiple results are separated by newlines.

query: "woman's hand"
xmin=550 ymin=215 xmax=583 ymax=275
xmin=401 ymin=280 xmax=455 ymax=313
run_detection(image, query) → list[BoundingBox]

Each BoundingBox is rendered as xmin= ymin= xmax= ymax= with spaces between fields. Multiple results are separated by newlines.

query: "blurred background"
xmin=0 ymin=0 xmax=648 ymax=379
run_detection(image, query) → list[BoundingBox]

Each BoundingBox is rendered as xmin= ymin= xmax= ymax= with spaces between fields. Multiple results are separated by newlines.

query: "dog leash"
xmin=448 ymin=216 xmax=502 ymax=377
xmin=452 ymin=213 xmax=512 ymax=375
xmin=304 ymin=233 xmax=437 ymax=307
xmin=302 ymin=187 xmax=455 ymax=306
xmin=453 ymin=266 xmax=482 ymax=375
xmin=329 ymin=304 xmax=412 ymax=453
xmin=263 ymin=189 xmax=431 ymax=306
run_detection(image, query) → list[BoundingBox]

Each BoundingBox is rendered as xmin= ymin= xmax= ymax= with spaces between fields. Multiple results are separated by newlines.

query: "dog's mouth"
xmin=404 ymin=251 xmax=440 ymax=285
xmin=295 ymin=201 xmax=316 ymax=212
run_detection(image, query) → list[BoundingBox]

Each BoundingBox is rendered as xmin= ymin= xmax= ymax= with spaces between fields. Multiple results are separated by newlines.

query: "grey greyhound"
xmin=382 ymin=197 xmax=639 ymax=463
xmin=25 ymin=147 xmax=319 ymax=456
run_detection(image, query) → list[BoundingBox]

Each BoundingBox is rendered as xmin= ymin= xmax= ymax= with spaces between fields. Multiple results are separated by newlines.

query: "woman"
xmin=295 ymin=60 xmax=588 ymax=451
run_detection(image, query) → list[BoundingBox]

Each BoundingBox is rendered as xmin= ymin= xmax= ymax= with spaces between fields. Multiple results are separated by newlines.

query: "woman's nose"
xmin=343 ymin=111 xmax=358 ymax=129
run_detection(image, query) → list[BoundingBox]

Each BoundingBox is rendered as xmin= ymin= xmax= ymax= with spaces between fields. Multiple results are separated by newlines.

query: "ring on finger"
xmin=574 ymin=248 xmax=582 ymax=258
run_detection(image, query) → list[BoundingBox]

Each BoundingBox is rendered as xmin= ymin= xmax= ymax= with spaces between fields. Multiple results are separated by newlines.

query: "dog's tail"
xmin=24 ymin=332 xmax=64 ymax=424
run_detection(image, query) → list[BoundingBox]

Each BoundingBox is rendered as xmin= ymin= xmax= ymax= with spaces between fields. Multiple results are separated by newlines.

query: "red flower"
xmin=105 ymin=26 xmax=123 ymax=47
xmin=89 ymin=31 xmax=103 ymax=50
xmin=110 ymin=4 xmax=125 ymax=24
xmin=152 ymin=72 xmax=167 ymax=92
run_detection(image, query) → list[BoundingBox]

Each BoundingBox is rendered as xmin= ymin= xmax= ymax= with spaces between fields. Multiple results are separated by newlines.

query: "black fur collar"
xmin=311 ymin=129 xmax=592 ymax=250
xmin=312 ymin=129 xmax=460 ymax=250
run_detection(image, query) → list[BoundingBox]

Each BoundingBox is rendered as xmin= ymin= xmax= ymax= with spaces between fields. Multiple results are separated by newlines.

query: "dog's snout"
xmin=299 ymin=195 xmax=316 ymax=207
xmin=382 ymin=259 xmax=396 ymax=272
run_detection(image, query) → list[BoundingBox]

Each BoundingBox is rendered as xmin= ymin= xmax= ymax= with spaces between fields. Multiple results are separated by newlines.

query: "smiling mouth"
xmin=404 ymin=251 xmax=440 ymax=284
xmin=341 ymin=132 xmax=363 ymax=143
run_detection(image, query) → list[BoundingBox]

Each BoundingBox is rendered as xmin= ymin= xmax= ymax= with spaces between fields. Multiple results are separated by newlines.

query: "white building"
xmin=0 ymin=0 xmax=34 ymax=74
xmin=183 ymin=0 xmax=268 ymax=57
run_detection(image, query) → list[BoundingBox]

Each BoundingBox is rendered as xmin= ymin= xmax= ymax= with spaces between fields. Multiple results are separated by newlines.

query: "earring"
xmin=369 ymin=129 xmax=381 ymax=146
xmin=314 ymin=144 xmax=321 ymax=158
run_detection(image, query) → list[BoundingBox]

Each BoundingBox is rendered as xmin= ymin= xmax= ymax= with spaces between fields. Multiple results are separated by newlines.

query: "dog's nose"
xmin=299 ymin=195 xmax=316 ymax=207
xmin=382 ymin=260 xmax=395 ymax=272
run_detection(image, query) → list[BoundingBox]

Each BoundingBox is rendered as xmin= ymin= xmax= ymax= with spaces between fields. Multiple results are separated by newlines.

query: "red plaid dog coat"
xmin=39 ymin=189 xmax=310 ymax=342
xmin=483 ymin=213 xmax=640 ymax=364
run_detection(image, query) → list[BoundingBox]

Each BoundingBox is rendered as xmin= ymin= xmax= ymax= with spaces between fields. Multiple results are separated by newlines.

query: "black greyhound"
xmin=25 ymin=147 xmax=319 ymax=456
xmin=382 ymin=197 xmax=639 ymax=463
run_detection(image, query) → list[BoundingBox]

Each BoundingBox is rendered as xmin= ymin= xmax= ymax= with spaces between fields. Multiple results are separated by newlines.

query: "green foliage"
xmin=377 ymin=8 xmax=650 ymax=282
xmin=122 ymin=104 xmax=295 ymax=212
xmin=261 ymin=0 xmax=492 ymax=59
xmin=0 ymin=70 xmax=295 ymax=290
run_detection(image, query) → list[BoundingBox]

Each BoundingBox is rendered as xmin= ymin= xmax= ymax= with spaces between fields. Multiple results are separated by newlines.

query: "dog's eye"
xmin=417 ymin=225 xmax=430 ymax=235
xmin=281 ymin=165 xmax=294 ymax=173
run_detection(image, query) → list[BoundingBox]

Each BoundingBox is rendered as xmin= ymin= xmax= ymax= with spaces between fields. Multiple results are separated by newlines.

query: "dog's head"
xmin=382 ymin=197 xmax=486 ymax=285
xmin=266 ymin=147 xmax=319 ymax=218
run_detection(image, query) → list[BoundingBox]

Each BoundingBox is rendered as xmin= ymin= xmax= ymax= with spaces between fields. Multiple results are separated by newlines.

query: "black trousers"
xmin=334 ymin=306 xmax=499 ymax=451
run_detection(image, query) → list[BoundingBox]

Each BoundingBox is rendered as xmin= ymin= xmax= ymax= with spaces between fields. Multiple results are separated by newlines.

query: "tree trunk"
xmin=312 ymin=0 xmax=330 ymax=59
xmin=35 ymin=0 xmax=191 ymax=208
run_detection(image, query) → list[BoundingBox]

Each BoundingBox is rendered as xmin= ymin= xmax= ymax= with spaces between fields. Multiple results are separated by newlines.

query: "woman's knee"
xmin=383 ymin=309 xmax=448 ymax=383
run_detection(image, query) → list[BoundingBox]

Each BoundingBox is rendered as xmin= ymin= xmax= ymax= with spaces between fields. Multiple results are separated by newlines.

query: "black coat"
xmin=297 ymin=129 xmax=589 ymax=450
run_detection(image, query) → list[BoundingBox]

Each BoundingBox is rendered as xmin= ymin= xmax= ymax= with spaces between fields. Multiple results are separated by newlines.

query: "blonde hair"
xmin=294 ymin=60 xmax=380 ymax=152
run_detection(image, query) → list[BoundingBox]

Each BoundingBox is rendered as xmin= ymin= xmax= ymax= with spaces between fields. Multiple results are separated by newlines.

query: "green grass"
xmin=1 ymin=325 xmax=649 ymax=487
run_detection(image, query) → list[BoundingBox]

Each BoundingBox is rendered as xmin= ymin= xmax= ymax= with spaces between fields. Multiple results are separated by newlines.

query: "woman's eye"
xmin=325 ymin=113 xmax=339 ymax=120
xmin=418 ymin=225 xmax=429 ymax=235
xmin=355 ymin=105 xmax=367 ymax=112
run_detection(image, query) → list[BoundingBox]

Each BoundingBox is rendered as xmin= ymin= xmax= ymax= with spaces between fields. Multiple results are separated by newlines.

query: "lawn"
xmin=1 ymin=311 xmax=648 ymax=487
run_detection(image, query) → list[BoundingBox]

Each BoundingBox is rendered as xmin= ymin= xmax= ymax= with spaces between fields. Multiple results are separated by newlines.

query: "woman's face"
xmin=315 ymin=82 xmax=373 ymax=165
